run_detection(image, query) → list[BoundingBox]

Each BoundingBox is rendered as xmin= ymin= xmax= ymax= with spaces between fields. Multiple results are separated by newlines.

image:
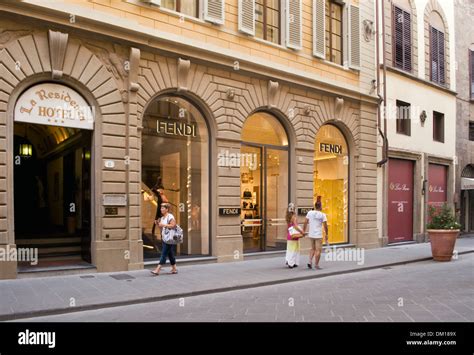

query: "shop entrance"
xmin=241 ymin=113 xmax=289 ymax=253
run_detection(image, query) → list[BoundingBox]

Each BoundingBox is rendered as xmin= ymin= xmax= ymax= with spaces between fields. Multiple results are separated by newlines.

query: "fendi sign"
xmin=157 ymin=119 xmax=196 ymax=137
xmin=14 ymin=83 xmax=94 ymax=130
xmin=319 ymin=143 xmax=343 ymax=154
xmin=219 ymin=208 xmax=241 ymax=216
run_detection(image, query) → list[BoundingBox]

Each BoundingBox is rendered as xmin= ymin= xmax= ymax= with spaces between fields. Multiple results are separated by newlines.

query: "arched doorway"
xmin=240 ymin=112 xmax=289 ymax=252
xmin=13 ymin=83 xmax=93 ymax=268
xmin=314 ymin=124 xmax=349 ymax=244
xmin=141 ymin=95 xmax=210 ymax=260
xmin=461 ymin=164 xmax=474 ymax=232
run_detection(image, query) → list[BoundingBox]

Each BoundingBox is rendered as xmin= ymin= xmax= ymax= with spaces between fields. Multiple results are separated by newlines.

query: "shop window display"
xmin=314 ymin=125 xmax=349 ymax=244
xmin=141 ymin=96 xmax=209 ymax=259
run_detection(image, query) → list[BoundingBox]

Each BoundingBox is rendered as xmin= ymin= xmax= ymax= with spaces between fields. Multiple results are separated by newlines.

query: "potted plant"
xmin=426 ymin=203 xmax=461 ymax=262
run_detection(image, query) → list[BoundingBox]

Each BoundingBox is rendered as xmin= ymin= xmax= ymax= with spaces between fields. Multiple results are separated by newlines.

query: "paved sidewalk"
xmin=1 ymin=237 xmax=473 ymax=321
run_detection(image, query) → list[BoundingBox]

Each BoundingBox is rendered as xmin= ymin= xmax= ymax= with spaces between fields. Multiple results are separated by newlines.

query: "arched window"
xmin=429 ymin=11 xmax=446 ymax=85
xmin=314 ymin=125 xmax=349 ymax=244
xmin=141 ymin=96 xmax=210 ymax=259
xmin=392 ymin=0 xmax=413 ymax=72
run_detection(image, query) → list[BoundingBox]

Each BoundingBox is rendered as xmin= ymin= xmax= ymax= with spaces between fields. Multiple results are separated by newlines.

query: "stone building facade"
xmin=0 ymin=0 xmax=380 ymax=279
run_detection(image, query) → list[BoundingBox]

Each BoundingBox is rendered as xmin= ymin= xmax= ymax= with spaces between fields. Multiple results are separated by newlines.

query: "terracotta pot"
xmin=427 ymin=229 xmax=459 ymax=262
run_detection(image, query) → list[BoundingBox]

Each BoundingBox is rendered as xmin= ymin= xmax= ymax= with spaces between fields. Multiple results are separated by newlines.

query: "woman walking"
xmin=151 ymin=203 xmax=178 ymax=275
xmin=285 ymin=209 xmax=305 ymax=269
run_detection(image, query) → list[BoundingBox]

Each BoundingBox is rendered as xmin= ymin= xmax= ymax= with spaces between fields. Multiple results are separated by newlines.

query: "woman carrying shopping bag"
xmin=285 ymin=209 xmax=305 ymax=269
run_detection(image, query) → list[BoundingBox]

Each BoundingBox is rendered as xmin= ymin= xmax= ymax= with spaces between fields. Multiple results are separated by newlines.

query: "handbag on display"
xmin=288 ymin=225 xmax=303 ymax=240
xmin=243 ymin=189 xmax=252 ymax=198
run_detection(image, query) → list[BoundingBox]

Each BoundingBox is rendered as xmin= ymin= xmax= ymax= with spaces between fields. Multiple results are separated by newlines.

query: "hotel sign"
xmin=14 ymin=83 xmax=94 ymax=130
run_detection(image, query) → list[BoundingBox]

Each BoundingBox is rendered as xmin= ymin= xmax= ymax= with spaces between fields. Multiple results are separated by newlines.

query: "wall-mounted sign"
xmin=219 ymin=208 xmax=241 ymax=216
xmin=298 ymin=207 xmax=313 ymax=215
xmin=319 ymin=143 xmax=343 ymax=154
xmin=104 ymin=207 xmax=118 ymax=215
xmin=428 ymin=164 xmax=447 ymax=206
xmin=461 ymin=177 xmax=474 ymax=190
xmin=103 ymin=195 xmax=127 ymax=206
xmin=157 ymin=119 xmax=196 ymax=137
xmin=14 ymin=83 xmax=94 ymax=130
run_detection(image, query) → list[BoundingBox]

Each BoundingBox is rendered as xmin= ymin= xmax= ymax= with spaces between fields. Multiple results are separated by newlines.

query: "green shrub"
xmin=426 ymin=203 xmax=461 ymax=230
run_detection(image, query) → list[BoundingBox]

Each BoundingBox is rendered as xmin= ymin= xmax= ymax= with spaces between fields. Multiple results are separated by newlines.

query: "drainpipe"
xmin=376 ymin=0 xmax=388 ymax=168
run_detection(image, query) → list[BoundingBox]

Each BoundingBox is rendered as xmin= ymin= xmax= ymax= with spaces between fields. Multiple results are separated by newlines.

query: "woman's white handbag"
xmin=162 ymin=225 xmax=184 ymax=245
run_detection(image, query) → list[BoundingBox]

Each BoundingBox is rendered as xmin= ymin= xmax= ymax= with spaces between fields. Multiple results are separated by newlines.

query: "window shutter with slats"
xmin=349 ymin=4 xmax=360 ymax=69
xmin=286 ymin=0 xmax=302 ymax=50
xmin=238 ymin=0 xmax=255 ymax=35
xmin=438 ymin=31 xmax=445 ymax=84
xmin=313 ymin=0 xmax=325 ymax=58
xmin=403 ymin=10 xmax=412 ymax=71
xmin=204 ymin=0 xmax=225 ymax=25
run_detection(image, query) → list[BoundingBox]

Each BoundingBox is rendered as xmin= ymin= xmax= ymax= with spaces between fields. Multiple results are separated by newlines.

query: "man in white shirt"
xmin=303 ymin=201 xmax=328 ymax=269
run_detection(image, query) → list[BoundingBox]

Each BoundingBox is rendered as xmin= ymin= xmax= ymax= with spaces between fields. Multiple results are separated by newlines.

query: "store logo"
xmin=0 ymin=246 xmax=38 ymax=265
xmin=325 ymin=247 xmax=365 ymax=266
xmin=217 ymin=150 xmax=258 ymax=170
xmin=156 ymin=119 xmax=196 ymax=137
xmin=429 ymin=185 xmax=444 ymax=193
xmin=18 ymin=330 xmax=55 ymax=349
xmin=389 ymin=183 xmax=410 ymax=191
xmin=319 ymin=143 xmax=343 ymax=154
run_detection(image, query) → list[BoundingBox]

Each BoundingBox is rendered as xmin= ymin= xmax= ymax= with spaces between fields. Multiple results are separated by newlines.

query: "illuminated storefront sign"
xmin=156 ymin=119 xmax=196 ymax=137
xmin=319 ymin=142 xmax=343 ymax=154
xmin=14 ymin=83 xmax=94 ymax=130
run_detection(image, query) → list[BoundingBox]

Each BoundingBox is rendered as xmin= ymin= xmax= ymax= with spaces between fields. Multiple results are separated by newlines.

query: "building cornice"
xmin=382 ymin=65 xmax=458 ymax=97
xmin=0 ymin=1 xmax=380 ymax=105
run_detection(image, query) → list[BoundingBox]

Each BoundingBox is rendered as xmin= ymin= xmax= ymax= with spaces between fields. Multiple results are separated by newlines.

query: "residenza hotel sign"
xmin=14 ymin=83 xmax=94 ymax=130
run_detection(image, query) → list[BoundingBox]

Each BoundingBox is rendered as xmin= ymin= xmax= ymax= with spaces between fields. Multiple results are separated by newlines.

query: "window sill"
xmin=128 ymin=0 xmax=209 ymax=27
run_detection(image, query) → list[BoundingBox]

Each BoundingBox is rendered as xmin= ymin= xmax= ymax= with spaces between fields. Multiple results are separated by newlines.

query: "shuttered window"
xmin=469 ymin=121 xmax=474 ymax=141
xmin=392 ymin=5 xmax=412 ymax=72
xmin=349 ymin=4 xmax=360 ymax=69
xmin=204 ymin=0 xmax=225 ymax=24
xmin=286 ymin=0 xmax=302 ymax=49
xmin=313 ymin=0 xmax=325 ymax=58
xmin=470 ymin=50 xmax=474 ymax=100
xmin=324 ymin=0 xmax=343 ymax=65
xmin=254 ymin=0 xmax=281 ymax=44
xmin=430 ymin=26 xmax=446 ymax=85
xmin=239 ymin=0 xmax=256 ymax=35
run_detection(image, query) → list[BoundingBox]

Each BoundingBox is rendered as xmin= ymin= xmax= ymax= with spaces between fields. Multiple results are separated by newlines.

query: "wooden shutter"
xmin=393 ymin=6 xmax=411 ymax=72
xmin=286 ymin=0 xmax=302 ymax=50
xmin=393 ymin=6 xmax=403 ymax=68
xmin=349 ymin=4 xmax=360 ymax=69
xmin=430 ymin=26 xmax=439 ymax=83
xmin=313 ymin=0 xmax=325 ymax=58
xmin=438 ymin=31 xmax=445 ymax=84
xmin=403 ymin=10 xmax=412 ymax=71
xmin=238 ymin=0 xmax=255 ymax=35
xmin=471 ymin=50 xmax=474 ymax=99
xmin=204 ymin=0 xmax=225 ymax=25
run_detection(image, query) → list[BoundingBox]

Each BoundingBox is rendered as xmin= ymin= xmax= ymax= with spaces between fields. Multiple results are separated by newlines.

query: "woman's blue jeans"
xmin=159 ymin=242 xmax=176 ymax=266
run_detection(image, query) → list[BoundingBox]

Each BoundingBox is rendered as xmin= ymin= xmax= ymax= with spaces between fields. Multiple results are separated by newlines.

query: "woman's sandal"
xmin=171 ymin=270 xmax=178 ymax=274
xmin=150 ymin=270 xmax=160 ymax=276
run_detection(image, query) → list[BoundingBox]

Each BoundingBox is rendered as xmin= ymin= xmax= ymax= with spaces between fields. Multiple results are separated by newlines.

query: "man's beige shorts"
xmin=310 ymin=238 xmax=323 ymax=251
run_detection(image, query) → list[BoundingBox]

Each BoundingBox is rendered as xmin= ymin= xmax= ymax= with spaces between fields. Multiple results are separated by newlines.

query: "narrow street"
xmin=17 ymin=253 xmax=474 ymax=323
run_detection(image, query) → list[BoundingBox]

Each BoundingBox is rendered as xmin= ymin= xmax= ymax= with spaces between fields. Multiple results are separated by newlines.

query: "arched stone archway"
xmin=0 ymin=30 xmax=131 ymax=278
